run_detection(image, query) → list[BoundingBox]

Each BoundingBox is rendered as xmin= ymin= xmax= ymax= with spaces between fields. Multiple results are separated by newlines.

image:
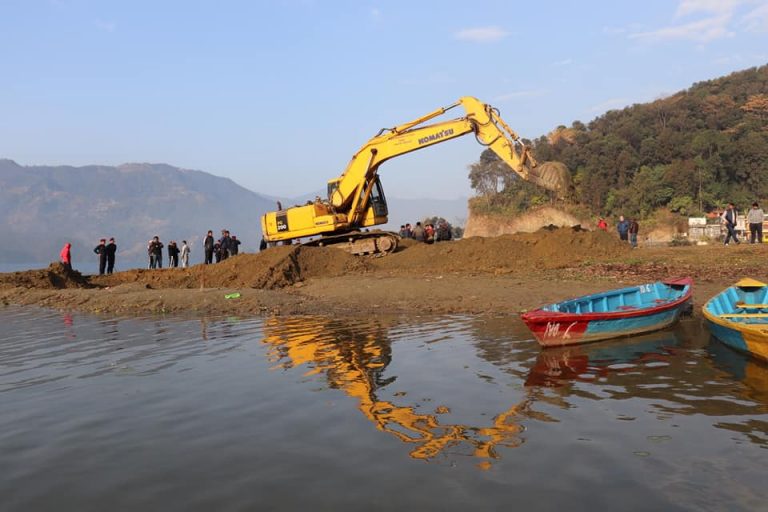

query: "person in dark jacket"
xmin=628 ymin=220 xmax=639 ymax=249
xmin=93 ymin=238 xmax=107 ymax=275
xmin=204 ymin=230 xmax=215 ymax=264
xmin=722 ymin=203 xmax=740 ymax=246
xmin=214 ymin=241 xmax=222 ymax=263
xmin=168 ymin=241 xmax=180 ymax=268
xmin=259 ymin=237 xmax=267 ymax=251
xmin=230 ymin=235 xmax=241 ymax=255
xmin=616 ymin=215 xmax=630 ymax=242
xmin=105 ymin=238 xmax=117 ymax=274
xmin=219 ymin=230 xmax=231 ymax=260
xmin=149 ymin=236 xmax=164 ymax=268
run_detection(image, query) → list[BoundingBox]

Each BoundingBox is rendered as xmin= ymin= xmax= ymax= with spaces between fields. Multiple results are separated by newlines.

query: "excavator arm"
xmin=328 ymin=96 xmax=570 ymax=215
xmin=260 ymin=96 xmax=571 ymax=253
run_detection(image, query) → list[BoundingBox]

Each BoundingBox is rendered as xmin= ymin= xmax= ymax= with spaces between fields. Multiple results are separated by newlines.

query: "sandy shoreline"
xmin=1 ymin=229 xmax=764 ymax=319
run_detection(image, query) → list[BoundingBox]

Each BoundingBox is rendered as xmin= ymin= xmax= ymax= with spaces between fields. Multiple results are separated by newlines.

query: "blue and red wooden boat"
xmin=521 ymin=278 xmax=693 ymax=347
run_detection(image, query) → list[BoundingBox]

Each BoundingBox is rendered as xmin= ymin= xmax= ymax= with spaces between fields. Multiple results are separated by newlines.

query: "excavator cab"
xmin=368 ymin=176 xmax=388 ymax=219
xmin=328 ymin=175 xmax=389 ymax=225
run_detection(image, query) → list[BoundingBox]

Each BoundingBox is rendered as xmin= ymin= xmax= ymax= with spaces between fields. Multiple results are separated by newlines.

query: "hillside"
xmin=0 ymin=160 xmax=277 ymax=263
xmin=468 ymin=65 xmax=768 ymax=220
xmin=537 ymin=65 xmax=768 ymax=217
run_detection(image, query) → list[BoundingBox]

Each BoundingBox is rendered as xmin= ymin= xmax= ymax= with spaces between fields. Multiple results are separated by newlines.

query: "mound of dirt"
xmin=376 ymin=228 xmax=628 ymax=274
xmin=0 ymin=263 xmax=92 ymax=289
xmin=1 ymin=231 xmax=626 ymax=292
xmin=463 ymin=206 xmax=587 ymax=238
xmin=92 ymin=245 xmax=370 ymax=290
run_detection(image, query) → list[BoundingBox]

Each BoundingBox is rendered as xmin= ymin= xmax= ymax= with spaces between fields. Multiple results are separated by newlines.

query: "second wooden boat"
xmin=521 ymin=278 xmax=693 ymax=347
xmin=702 ymin=278 xmax=768 ymax=363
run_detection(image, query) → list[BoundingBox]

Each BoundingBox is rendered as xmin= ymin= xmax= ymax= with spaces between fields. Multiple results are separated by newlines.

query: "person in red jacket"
xmin=60 ymin=242 xmax=72 ymax=272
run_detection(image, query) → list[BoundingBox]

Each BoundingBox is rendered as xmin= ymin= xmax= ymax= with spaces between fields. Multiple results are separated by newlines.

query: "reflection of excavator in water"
xmin=261 ymin=316 xmax=539 ymax=466
xmin=260 ymin=96 xmax=572 ymax=255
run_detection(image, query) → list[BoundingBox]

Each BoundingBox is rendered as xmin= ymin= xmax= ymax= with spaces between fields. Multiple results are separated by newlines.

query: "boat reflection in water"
xmin=709 ymin=339 xmax=768 ymax=401
xmin=708 ymin=339 xmax=768 ymax=446
xmin=526 ymin=331 xmax=681 ymax=388
xmin=260 ymin=316 xmax=535 ymax=466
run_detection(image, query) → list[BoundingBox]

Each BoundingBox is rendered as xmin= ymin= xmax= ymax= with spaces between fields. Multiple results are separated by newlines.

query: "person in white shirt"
xmin=180 ymin=240 xmax=191 ymax=268
xmin=747 ymin=202 xmax=764 ymax=244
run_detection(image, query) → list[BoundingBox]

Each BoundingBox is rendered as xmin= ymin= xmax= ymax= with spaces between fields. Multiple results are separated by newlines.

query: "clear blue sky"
xmin=1 ymin=0 xmax=767 ymax=199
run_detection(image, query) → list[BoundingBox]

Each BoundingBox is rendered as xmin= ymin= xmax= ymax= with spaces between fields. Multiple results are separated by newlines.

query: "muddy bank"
xmin=1 ymin=229 xmax=765 ymax=317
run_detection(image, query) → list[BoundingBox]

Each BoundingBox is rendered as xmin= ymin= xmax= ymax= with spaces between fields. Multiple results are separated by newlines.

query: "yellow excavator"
xmin=260 ymin=96 xmax=571 ymax=255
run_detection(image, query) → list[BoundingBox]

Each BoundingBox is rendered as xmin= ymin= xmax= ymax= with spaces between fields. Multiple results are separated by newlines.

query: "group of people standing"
xmin=398 ymin=221 xmax=452 ymax=243
xmin=147 ymin=237 xmax=190 ymax=269
xmin=722 ymin=202 xmax=764 ymax=245
xmin=597 ymin=215 xmax=640 ymax=248
xmin=58 ymin=229 xmax=243 ymax=274
xmin=203 ymin=229 xmax=241 ymax=264
xmin=93 ymin=238 xmax=118 ymax=275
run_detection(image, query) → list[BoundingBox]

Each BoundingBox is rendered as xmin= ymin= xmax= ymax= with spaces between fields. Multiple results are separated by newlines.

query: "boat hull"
xmin=524 ymin=307 xmax=686 ymax=347
xmin=522 ymin=278 xmax=693 ymax=348
xmin=704 ymin=320 xmax=768 ymax=362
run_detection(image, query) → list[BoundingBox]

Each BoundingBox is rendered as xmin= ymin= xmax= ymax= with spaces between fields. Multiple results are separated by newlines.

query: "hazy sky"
xmin=1 ymin=0 xmax=767 ymax=199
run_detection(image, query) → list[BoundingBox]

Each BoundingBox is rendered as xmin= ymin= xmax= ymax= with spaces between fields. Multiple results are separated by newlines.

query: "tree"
xmin=470 ymin=65 xmax=768 ymax=221
xmin=468 ymin=149 xmax=510 ymax=196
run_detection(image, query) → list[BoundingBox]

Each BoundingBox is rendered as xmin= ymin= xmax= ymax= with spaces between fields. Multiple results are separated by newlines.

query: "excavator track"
xmin=302 ymin=230 xmax=400 ymax=256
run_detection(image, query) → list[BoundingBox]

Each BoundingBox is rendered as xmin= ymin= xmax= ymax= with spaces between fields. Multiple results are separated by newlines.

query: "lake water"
xmin=0 ymin=308 xmax=766 ymax=511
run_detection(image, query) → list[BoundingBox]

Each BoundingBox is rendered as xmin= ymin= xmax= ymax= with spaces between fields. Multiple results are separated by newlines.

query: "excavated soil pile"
xmin=91 ymin=245 xmax=370 ymax=290
xmin=0 ymin=263 xmax=91 ymax=289
xmin=375 ymin=227 xmax=628 ymax=274
xmin=0 ymin=230 xmax=624 ymax=293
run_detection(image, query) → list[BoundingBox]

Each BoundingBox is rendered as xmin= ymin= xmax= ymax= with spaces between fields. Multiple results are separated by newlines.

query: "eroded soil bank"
xmin=0 ymin=229 xmax=761 ymax=317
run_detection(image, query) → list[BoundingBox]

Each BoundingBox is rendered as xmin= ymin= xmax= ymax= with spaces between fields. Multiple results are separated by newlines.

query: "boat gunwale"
xmin=521 ymin=277 xmax=693 ymax=324
xmin=702 ymin=286 xmax=768 ymax=333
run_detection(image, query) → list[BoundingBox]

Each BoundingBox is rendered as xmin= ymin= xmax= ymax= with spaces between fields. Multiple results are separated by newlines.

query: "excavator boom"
xmin=260 ymin=97 xmax=571 ymax=254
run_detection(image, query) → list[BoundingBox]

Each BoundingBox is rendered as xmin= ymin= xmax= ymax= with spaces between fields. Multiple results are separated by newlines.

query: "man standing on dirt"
xmin=219 ymin=229 xmax=231 ymax=261
xmin=230 ymin=235 xmax=241 ymax=255
xmin=149 ymin=236 xmax=164 ymax=268
xmin=204 ymin=230 xmax=214 ymax=264
xmin=105 ymin=238 xmax=117 ymax=274
xmin=93 ymin=238 xmax=107 ymax=275
xmin=722 ymin=203 xmax=740 ymax=246
xmin=412 ymin=222 xmax=426 ymax=242
xmin=616 ymin=216 xmax=630 ymax=242
xmin=747 ymin=202 xmax=764 ymax=244
xmin=168 ymin=241 xmax=180 ymax=268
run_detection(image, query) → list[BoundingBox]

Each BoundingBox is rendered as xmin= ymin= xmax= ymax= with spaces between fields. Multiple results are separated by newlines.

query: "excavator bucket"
xmin=527 ymin=161 xmax=573 ymax=199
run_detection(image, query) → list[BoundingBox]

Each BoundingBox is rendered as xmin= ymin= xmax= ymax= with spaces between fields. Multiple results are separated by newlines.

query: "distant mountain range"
xmin=0 ymin=159 xmax=467 ymax=264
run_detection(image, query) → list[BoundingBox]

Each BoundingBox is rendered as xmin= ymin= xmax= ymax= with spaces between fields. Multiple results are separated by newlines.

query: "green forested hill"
xmin=471 ymin=65 xmax=768 ymax=218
